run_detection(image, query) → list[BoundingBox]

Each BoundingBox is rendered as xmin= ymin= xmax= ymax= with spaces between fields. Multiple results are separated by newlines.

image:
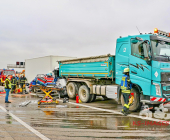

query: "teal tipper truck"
xmin=59 ymin=28 xmax=170 ymax=111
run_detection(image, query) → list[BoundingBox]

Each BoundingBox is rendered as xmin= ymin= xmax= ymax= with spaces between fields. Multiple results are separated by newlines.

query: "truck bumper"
xmin=141 ymin=96 xmax=167 ymax=104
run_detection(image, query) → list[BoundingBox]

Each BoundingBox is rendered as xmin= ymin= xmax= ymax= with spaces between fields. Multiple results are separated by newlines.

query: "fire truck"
xmin=0 ymin=69 xmax=15 ymax=86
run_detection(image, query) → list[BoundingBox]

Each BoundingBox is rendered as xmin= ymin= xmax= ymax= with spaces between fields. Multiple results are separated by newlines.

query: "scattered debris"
xmin=19 ymin=101 xmax=31 ymax=107
xmin=56 ymin=105 xmax=67 ymax=108
xmin=63 ymin=97 xmax=69 ymax=103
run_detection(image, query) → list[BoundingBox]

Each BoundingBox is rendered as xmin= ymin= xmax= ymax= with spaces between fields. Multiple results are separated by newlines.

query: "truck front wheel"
xmin=78 ymin=85 xmax=92 ymax=103
xmin=121 ymin=88 xmax=141 ymax=112
xmin=67 ymin=82 xmax=76 ymax=99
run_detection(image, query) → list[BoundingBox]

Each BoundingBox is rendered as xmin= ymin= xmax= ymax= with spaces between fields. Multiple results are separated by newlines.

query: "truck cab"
xmin=0 ymin=69 xmax=15 ymax=86
xmin=116 ymin=28 xmax=170 ymax=109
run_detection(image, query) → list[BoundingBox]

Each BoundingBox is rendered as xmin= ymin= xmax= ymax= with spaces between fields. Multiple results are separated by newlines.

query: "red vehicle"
xmin=0 ymin=69 xmax=15 ymax=86
xmin=44 ymin=75 xmax=54 ymax=83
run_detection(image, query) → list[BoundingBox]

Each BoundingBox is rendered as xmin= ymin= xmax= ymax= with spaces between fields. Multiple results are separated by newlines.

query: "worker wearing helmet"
xmin=53 ymin=68 xmax=59 ymax=82
xmin=11 ymin=74 xmax=17 ymax=93
xmin=15 ymin=74 xmax=19 ymax=86
xmin=5 ymin=75 xmax=11 ymax=103
xmin=19 ymin=74 xmax=28 ymax=94
xmin=120 ymin=68 xmax=132 ymax=116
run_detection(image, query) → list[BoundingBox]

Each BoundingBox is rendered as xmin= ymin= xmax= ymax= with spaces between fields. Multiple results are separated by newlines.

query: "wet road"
xmin=1 ymin=88 xmax=170 ymax=139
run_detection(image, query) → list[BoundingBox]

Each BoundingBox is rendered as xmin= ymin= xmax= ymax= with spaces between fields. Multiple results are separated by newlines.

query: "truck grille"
xmin=161 ymin=72 xmax=170 ymax=81
xmin=162 ymin=82 xmax=170 ymax=98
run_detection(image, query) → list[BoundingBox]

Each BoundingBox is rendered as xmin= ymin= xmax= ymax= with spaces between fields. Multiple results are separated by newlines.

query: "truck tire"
xmin=78 ymin=85 xmax=92 ymax=103
xmin=67 ymin=82 xmax=76 ymax=99
xmin=91 ymin=94 xmax=96 ymax=102
xmin=121 ymin=88 xmax=141 ymax=112
xmin=75 ymin=82 xmax=81 ymax=94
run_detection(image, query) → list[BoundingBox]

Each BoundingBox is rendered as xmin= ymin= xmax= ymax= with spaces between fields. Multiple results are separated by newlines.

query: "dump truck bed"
xmin=58 ymin=54 xmax=115 ymax=79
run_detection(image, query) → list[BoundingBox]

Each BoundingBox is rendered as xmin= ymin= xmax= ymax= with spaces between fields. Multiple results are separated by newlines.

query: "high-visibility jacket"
xmin=5 ymin=78 xmax=11 ymax=89
xmin=11 ymin=77 xmax=17 ymax=85
xmin=121 ymin=75 xmax=132 ymax=93
xmin=20 ymin=77 xmax=27 ymax=84
xmin=44 ymin=76 xmax=54 ymax=83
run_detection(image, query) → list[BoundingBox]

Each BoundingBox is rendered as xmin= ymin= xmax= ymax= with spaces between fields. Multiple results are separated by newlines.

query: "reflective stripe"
xmin=5 ymin=79 xmax=11 ymax=88
xmin=121 ymin=75 xmax=128 ymax=90
xmin=122 ymin=90 xmax=131 ymax=93
xmin=124 ymin=104 xmax=129 ymax=109
xmin=121 ymin=86 xmax=126 ymax=90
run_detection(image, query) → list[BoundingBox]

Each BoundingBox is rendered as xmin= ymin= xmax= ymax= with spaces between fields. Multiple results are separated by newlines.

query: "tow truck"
xmin=0 ymin=69 xmax=15 ymax=86
xmin=58 ymin=28 xmax=170 ymax=111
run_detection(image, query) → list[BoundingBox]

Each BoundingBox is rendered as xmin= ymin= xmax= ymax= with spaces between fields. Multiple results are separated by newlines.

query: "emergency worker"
xmin=120 ymin=68 xmax=132 ymax=116
xmin=15 ymin=74 xmax=19 ymax=86
xmin=19 ymin=74 xmax=28 ymax=94
xmin=11 ymin=74 xmax=17 ymax=93
xmin=5 ymin=75 xmax=11 ymax=103
xmin=53 ymin=68 xmax=59 ymax=82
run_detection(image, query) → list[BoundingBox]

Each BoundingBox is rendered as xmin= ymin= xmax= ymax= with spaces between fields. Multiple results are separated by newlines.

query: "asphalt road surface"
xmin=0 ymin=86 xmax=170 ymax=140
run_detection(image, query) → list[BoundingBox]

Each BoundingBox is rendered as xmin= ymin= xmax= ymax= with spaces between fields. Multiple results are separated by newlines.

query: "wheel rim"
xmin=69 ymin=86 xmax=73 ymax=95
xmin=80 ymin=89 xmax=87 ymax=101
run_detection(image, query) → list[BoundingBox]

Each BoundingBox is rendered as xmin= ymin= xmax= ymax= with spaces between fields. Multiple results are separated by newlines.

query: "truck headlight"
xmin=153 ymin=83 xmax=161 ymax=96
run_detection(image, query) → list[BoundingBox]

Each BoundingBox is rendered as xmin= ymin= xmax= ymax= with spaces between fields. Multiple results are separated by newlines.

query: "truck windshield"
xmin=151 ymin=40 xmax=170 ymax=61
xmin=3 ymin=71 xmax=15 ymax=75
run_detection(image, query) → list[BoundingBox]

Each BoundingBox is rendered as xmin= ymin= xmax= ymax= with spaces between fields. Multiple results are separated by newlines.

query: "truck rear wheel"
xmin=67 ymin=82 xmax=76 ymax=99
xmin=75 ymin=82 xmax=81 ymax=94
xmin=78 ymin=85 xmax=92 ymax=103
xmin=121 ymin=88 xmax=141 ymax=112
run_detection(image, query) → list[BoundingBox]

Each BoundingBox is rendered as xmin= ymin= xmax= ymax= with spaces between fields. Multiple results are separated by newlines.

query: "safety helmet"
xmin=49 ymin=71 xmax=52 ymax=74
xmin=124 ymin=68 xmax=129 ymax=73
xmin=13 ymin=74 xmax=15 ymax=77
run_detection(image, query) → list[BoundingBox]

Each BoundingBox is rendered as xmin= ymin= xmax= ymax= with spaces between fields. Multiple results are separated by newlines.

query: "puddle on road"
xmin=4 ymin=94 xmax=170 ymax=133
xmin=0 ymin=113 xmax=20 ymax=125
xmin=27 ymin=103 xmax=170 ymax=132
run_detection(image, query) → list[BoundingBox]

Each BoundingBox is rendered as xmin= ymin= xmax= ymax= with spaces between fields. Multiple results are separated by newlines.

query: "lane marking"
xmin=59 ymin=100 xmax=170 ymax=124
xmin=0 ymin=106 xmax=50 ymax=140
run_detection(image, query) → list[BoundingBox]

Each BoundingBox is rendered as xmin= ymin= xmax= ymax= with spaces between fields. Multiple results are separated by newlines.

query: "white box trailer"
xmin=25 ymin=55 xmax=76 ymax=83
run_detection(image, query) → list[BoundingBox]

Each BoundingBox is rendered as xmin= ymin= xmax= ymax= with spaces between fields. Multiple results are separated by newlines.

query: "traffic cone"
xmin=76 ymin=94 xmax=79 ymax=103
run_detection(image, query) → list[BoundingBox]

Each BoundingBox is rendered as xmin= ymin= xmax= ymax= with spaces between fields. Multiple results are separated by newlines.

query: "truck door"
xmin=129 ymin=39 xmax=151 ymax=81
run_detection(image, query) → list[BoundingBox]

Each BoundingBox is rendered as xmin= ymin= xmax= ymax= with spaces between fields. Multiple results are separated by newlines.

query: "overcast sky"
xmin=0 ymin=0 xmax=170 ymax=69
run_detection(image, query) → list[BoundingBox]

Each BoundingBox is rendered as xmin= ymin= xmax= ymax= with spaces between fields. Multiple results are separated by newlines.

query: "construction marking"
xmin=0 ymin=106 xmax=50 ymax=140
xmin=58 ymin=100 xmax=170 ymax=124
